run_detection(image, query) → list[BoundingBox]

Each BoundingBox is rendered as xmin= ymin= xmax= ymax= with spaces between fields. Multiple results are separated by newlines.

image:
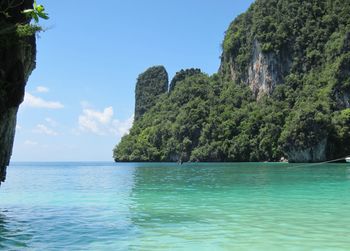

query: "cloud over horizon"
xmin=78 ymin=106 xmax=133 ymax=137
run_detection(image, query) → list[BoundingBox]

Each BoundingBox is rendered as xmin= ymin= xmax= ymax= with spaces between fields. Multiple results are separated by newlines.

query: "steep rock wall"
xmin=0 ymin=0 xmax=36 ymax=184
xmin=223 ymin=39 xmax=291 ymax=99
xmin=0 ymin=108 xmax=18 ymax=182
xmin=248 ymin=40 xmax=290 ymax=99
xmin=287 ymin=139 xmax=328 ymax=163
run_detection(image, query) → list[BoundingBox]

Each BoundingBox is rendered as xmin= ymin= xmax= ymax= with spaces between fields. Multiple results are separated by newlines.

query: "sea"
xmin=0 ymin=162 xmax=350 ymax=250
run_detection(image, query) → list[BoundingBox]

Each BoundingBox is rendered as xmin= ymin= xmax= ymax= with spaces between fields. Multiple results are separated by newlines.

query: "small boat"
xmin=346 ymin=157 xmax=350 ymax=163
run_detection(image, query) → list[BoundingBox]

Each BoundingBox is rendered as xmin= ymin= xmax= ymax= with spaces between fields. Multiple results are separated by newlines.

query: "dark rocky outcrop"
xmin=0 ymin=0 xmax=36 ymax=184
xmin=134 ymin=66 xmax=168 ymax=121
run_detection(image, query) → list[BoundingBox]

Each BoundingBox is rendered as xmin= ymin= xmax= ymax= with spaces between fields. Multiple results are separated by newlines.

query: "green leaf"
xmin=33 ymin=14 xmax=39 ymax=23
xmin=36 ymin=5 xmax=45 ymax=12
xmin=37 ymin=12 xmax=49 ymax=20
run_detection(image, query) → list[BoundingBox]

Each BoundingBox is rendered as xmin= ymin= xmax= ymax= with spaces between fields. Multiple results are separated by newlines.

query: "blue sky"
xmin=12 ymin=0 xmax=254 ymax=161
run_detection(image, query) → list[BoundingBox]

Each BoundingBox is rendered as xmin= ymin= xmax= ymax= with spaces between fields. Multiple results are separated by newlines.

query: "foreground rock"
xmin=0 ymin=0 xmax=36 ymax=184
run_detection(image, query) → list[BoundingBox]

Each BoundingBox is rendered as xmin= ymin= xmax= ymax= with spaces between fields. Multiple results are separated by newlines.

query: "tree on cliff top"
xmin=169 ymin=68 xmax=202 ymax=92
xmin=0 ymin=0 xmax=48 ymax=37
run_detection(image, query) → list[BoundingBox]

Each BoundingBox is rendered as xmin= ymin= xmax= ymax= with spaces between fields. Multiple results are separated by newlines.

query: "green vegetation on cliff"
xmin=134 ymin=66 xmax=168 ymax=121
xmin=114 ymin=0 xmax=350 ymax=163
xmin=169 ymin=68 xmax=202 ymax=92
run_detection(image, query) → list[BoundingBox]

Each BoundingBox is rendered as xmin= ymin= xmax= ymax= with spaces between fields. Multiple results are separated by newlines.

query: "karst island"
xmin=0 ymin=0 xmax=350 ymax=250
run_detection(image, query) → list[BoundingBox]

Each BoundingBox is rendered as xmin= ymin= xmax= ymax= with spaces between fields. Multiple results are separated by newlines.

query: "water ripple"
xmin=0 ymin=162 xmax=349 ymax=250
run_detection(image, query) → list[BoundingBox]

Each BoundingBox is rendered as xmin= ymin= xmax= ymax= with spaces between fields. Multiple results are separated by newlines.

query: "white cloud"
xmin=45 ymin=118 xmax=58 ymax=127
xmin=24 ymin=140 xmax=38 ymax=146
xmin=23 ymin=92 xmax=64 ymax=109
xmin=33 ymin=124 xmax=58 ymax=136
xmin=36 ymin=86 xmax=49 ymax=93
xmin=78 ymin=106 xmax=133 ymax=136
xmin=79 ymin=114 xmax=101 ymax=134
xmin=110 ymin=115 xmax=134 ymax=137
xmin=16 ymin=124 xmax=22 ymax=131
xmin=85 ymin=107 xmax=113 ymax=124
xmin=79 ymin=107 xmax=113 ymax=135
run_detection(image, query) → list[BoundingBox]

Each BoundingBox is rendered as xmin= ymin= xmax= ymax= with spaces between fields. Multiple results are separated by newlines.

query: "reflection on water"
xmin=0 ymin=162 xmax=350 ymax=250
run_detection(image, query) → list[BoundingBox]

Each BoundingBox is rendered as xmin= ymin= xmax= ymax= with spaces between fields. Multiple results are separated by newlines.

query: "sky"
xmin=12 ymin=0 xmax=255 ymax=161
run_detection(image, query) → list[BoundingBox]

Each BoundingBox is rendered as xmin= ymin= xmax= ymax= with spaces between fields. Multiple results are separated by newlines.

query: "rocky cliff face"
xmin=287 ymin=139 xmax=328 ymax=163
xmin=223 ymin=39 xmax=291 ymax=99
xmin=219 ymin=0 xmax=350 ymax=162
xmin=0 ymin=0 xmax=36 ymax=184
xmin=248 ymin=40 xmax=291 ymax=99
xmin=223 ymin=36 xmax=328 ymax=162
xmin=0 ymin=108 xmax=18 ymax=183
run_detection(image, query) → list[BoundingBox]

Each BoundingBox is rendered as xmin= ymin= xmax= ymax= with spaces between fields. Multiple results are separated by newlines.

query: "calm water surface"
xmin=1 ymin=162 xmax=350 ymax=250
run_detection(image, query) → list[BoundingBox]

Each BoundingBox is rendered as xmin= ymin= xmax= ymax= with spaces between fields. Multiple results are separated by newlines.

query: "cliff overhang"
xmin=0 ymin=0 xmax=36 ymax=184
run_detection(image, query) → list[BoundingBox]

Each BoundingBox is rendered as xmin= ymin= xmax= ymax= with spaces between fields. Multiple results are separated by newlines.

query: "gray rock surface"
xmin=223 ymin=39 xmax=291 ymax=100
xmin=0 ymin=108 xmax=18 ymax=182
xmin=248 ymin=40 xmax=285 ymax=99
xmin=287 ymin=139 xmax=328 ymax=163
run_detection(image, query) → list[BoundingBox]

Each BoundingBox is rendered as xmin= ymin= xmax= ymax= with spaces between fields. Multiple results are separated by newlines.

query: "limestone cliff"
xmin=248 ymin=40 xmax=291 ymax=99
xmin=287 ymin=139 xmax=328 ymax=163
xmin=0 ymin=0 xmax=36 ymax=184
xmin=222 ymin=39 xmax=291 ymax=99
xmin=134 ymin=66 xmax=168 ymax=121
xmin=219 ymin=0 xmax=350 ymax=162
xmin=115 ymin=0 xmax=350 ymax=163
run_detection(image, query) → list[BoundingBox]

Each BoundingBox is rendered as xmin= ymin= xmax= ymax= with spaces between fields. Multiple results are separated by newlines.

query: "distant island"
xmin=114 ymin=0 xmax=350 ymax=163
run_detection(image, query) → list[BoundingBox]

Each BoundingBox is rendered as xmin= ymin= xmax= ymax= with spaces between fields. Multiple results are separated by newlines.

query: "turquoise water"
xmin=1 ymin=162 xmax=350 ymax=250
